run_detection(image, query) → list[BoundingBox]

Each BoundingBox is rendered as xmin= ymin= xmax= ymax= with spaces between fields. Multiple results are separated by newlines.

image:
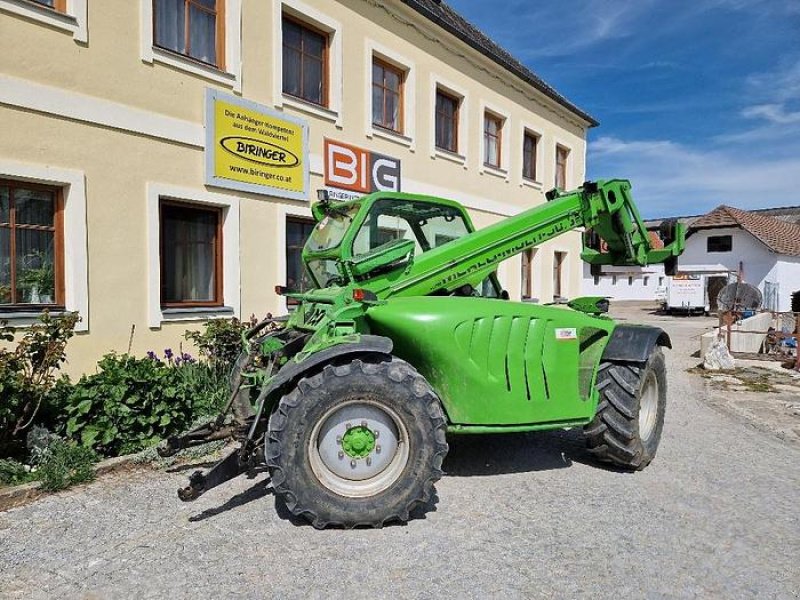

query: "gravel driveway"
xmin=2 ymin=306 xmax=798 ymax=599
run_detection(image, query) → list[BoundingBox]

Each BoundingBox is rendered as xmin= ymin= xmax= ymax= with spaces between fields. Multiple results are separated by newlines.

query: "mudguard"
xmin=264 ymin=335 xmax=393 ymax=397
xmin=602 ymin=324 xmax=671 ymax=363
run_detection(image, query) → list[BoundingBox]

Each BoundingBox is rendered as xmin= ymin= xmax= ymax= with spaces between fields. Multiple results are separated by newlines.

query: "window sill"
xmin=433 ymin=148 xmax=467 ymax=167
xmin=521 ymin=178 xmax=543 ymax=190
xmin=281 ymin=94 xmax=341 ymax=126
xmin=481 ymin=164 xmax=508 ymax=180
xmin=369 ymin=126 xmax=414 ymax=149
xmin=0 ymin=308 xmax=67 ymax=326
xmin=160 ymin=305 xmax=234 ymax=323
xmin=0 ymin=0 xmax=83 ymax=41
xmin=150 ymin=47 xmax=237 ymax=89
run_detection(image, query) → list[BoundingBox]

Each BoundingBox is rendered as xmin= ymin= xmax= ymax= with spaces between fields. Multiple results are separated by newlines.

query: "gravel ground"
xmin=2 ymin=305 xmax=799 ymax=599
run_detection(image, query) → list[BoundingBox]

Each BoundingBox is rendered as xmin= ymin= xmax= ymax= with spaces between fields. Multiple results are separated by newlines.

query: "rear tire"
xmin=584 ymin=347 xmax=667 ymax=470
xmin=266 ymin=356 xmax=448 ymax=529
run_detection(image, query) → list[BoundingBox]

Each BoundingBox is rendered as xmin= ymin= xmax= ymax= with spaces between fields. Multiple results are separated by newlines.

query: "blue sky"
xmin=449 ymin=0 xmax=800 ymax=218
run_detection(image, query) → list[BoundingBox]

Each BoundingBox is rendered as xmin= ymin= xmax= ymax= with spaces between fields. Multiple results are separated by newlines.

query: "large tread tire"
xmin=584 ymin=347 xmax=667 ymax=470
xmin=266 ymin=356 xmax=448 ymax=529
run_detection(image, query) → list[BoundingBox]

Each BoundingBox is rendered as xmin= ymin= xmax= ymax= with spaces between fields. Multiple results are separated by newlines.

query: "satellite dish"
xmin=717 ymin=282 xmax=762 ymax=313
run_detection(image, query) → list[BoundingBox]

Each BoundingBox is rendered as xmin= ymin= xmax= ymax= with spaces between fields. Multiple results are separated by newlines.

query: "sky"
xmin=449 ymin=0 xmax=800 ymax=219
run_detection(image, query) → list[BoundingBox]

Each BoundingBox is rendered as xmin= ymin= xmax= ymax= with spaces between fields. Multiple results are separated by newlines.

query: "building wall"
xmin=0 ymin=0 xmax=591 ymax=376
xmin=581 ymin=263 xmax=666 ymax=302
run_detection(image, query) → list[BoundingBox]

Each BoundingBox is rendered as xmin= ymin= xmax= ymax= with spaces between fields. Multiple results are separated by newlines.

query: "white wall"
xmin=582 ymin=263 xmax=666 ymax=301
xmin=777 ymin=256 xmax=800 ymax=312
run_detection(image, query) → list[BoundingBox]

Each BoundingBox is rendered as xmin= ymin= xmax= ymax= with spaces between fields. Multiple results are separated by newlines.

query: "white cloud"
xmin=741 ymin=103 xmax=800 ymax=124
xmin=588 ymin=135 xmax=800 ymax=217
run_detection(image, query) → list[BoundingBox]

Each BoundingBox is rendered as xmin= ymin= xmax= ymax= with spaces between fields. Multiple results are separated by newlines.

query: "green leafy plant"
xmin=63 ymin=351 xmax=229 ymax=456
xmin=184 ymin=317 xmax=255 ymax=376
xmin=35 ymin=438 xmax=97 ymax=492
xmin=0 ymin=458 xmax=35 ymax=486
xmin=0 ymin=312 xmax=79 ymax=457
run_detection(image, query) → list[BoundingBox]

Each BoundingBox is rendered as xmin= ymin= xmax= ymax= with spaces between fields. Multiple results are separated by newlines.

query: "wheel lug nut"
xmin=375 ymin=445 xmax=381 ymax=454
xmin=336 ymin=435 xmax=342 ymax=444
xmin=361 ymin=420 xmax=368 ymax=428
xmin=338 ymin=451 xmax=344 ymax=460
xmin=350 ymin=460 xmax=357 ymax=468
xmin=346 ymin=423 xmax=352 ymax=430
xmin=366 ymin=457 xmax=372 ymax=466
xmin=374 ymin=430 xmax=380 ymax=439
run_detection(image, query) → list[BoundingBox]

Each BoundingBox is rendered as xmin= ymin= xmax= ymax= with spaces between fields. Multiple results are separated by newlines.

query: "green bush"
xmin=63 ymin=352 xmax=229 ymax=456
xmin=0 ymin=312 xmax=79 ymax=457
xmin=0 ymin=458 xmax=35 ymax=486
xmin=36 ymin=439 xmax=97 ymax=492
xmin=184 ymin=317 xmax=253 ymax=376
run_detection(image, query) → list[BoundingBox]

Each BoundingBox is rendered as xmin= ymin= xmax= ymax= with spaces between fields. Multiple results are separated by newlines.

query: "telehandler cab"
xmin=160 ymin=179 xmax=685 ymax=528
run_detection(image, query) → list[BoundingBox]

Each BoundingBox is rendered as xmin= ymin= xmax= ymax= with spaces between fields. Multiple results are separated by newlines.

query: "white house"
xmin=583 ymin=205 xmax=800 ymax=312
xmin=679 ymin=206 xmax=800 ymax=312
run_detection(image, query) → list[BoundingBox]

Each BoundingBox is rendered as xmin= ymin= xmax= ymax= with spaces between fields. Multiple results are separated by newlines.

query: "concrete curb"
xmin=0 ymin=453 xmax=140 ymax=513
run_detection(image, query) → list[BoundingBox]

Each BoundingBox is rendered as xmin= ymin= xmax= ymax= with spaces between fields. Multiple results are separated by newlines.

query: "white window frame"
xmin=0 ymin=160 xmax=89 ymax=331
xmin=273 ymin=0 xmax=343 ymax=127
xmin=365 ymin=39 xmax=415 ymax=150
xmin=147 ymin=183 xmax=240 ymax=328
xmin=479 ymin=101 xmax=510 ymax=180
xmin=552 ymin=248 xmax=569 ymax=300
xmin=430 ymin=74 xmax=468 ymax=168
xmin=0 ymin=0 xmax=87 ymax=42
xmin=520 ymin=122 xmax=543 ymax=190
xmin=140 ymin=0 xmax=242 ymax=92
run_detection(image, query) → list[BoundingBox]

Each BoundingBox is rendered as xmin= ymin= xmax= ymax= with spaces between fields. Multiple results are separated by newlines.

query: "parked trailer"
xmin=664 ymin=275 xmax=708 ymax=315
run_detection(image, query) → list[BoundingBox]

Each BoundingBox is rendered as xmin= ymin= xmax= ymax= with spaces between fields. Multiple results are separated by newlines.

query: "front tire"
xmin=584 ymin=347 xmax=667 ymax=470
xmin=266 ymin=356 xmax=448 ymax=529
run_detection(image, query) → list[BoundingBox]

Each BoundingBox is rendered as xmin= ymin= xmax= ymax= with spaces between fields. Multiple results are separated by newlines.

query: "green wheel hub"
xmin=341 ymin=425 xmax=376 ymax=459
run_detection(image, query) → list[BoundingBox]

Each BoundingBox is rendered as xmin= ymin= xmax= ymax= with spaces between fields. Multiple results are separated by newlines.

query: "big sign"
xmin=324 ymin=139 xmax=401 ymax=194
xmin=205 ymin=90 xmax=309 ymax=200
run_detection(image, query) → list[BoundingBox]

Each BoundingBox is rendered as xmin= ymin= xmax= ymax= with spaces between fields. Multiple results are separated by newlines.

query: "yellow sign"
xmin=205 ymin=90 xmax=308 ymax=200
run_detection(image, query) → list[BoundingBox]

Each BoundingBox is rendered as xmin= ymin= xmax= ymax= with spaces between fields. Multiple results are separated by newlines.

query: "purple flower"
xmin=181 ymin=352 xmax=195 ymax=364
xmin=164 ymin=348 xmax=174 ymax=360
xmin=146 ymin=351 xmax=158 ymax=360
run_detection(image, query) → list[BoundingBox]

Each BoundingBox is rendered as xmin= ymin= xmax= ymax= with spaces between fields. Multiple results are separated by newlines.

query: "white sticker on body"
xmin=555 ymin=328 xmax=578 ymax=340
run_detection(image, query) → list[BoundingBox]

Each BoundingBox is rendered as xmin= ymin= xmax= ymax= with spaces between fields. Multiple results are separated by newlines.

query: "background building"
xmin=583 ymin=204 xmax=800 ymax=312
xmin=1 ymin=0 xmax=596 ymax=375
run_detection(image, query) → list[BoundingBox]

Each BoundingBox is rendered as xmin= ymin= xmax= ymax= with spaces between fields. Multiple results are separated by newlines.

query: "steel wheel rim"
xmin=309 ymin=400 xmax=409 ymax=499
xmin=639 ymin=372 xmax=659 ymax=442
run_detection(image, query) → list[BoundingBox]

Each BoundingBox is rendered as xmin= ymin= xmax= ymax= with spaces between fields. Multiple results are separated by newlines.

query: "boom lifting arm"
xmin=377 ymin=179 xmax=685 ymax=299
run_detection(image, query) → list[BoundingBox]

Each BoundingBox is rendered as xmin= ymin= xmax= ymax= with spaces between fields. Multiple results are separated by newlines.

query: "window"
xmin=553 ymin=251 xmax=566 ymax=298
xmin=628 ymin=276 xmax=633 ymax=286
xmin=29 ymin=0 xmax=65 ymax=10
xmin=612 ymin=275 xmax=618 ymax=285
xmin=644 ymin=276 xmax=649 ymax=286
xmin=593 ymin=275 xmax=600 ymax=286
xmin=522 ymin=249 xmax=535 ymax=299
xmin=523 ymin=131 xmax=539 ymax=181
xmin=435 ymin=89 xmax=459 ymax=153
xmin=556 ymin=145 xmax=569 ymax=189
xmin=282 ymin=15 xmax=328 ymax=106
xmin=658 ymin=276 xmax=664 ymax=287
xmin=153 ymin=0 xmax=225 ymax=68
xmin=707 ymin=235 xmax=732 ymax=253
xmin=286 ymin=217 xmax=315 ymax=303
xmin=160 ymin=201 xmax=222 ymax=306
xmin=0 ymin=181 xmax=64 ymax=307
xmin=372 ymin=58 xmax=404 ymax=133
xmin=484 ymin=112 xmax=503 ymax=168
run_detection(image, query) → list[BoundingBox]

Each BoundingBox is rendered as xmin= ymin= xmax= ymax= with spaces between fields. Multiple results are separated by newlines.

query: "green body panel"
xmin=366 ymin=297 xmax=614 ymax=426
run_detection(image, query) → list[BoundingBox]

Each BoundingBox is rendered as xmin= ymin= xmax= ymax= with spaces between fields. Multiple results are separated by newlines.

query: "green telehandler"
xmin=160 ymin=179 xmax=685 ymax=528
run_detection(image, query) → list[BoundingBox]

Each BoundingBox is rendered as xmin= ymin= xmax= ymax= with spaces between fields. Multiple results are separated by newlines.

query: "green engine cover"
xmin=366 ymin=297 xmax=614 ymax=428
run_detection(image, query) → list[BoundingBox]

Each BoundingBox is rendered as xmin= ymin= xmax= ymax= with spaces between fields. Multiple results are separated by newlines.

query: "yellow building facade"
xmin=0 ymin=0 xmax=596 ymax=375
